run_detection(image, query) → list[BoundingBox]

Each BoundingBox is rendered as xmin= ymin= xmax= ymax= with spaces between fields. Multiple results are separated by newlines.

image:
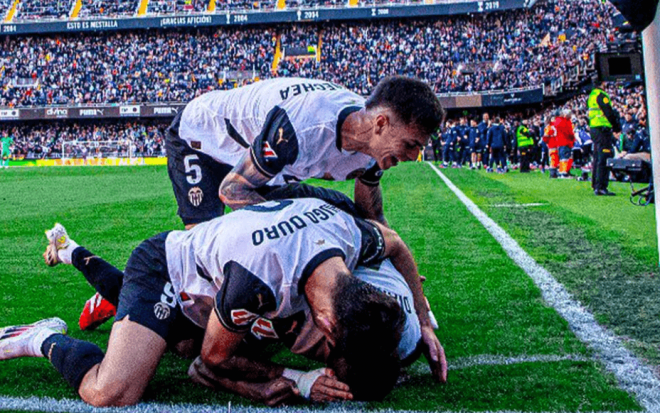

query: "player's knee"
xmin=80 ymin=375 xmax=140 ymax=407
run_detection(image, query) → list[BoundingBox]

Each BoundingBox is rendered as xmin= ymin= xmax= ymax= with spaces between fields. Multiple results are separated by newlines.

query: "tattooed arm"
xmin=219 ymin=152 xmax=271 ymax=210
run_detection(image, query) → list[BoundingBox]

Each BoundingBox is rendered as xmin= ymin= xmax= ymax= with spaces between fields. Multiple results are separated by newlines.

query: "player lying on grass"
xmin=42 ymin=226 xmax=424 ymax=404
xmin=0 ymin=197 xmax=445 ymax=407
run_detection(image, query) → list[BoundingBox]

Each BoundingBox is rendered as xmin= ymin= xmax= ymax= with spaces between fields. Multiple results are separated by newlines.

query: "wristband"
xmin=282 ymin=368 xmax=326 ymax=399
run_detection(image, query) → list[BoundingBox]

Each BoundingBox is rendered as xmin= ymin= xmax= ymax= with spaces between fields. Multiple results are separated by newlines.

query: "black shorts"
xmin=166 ymin=110 xmax=234 ymax=226
xmin=116 ymin=232 xmax=203 ymax=345
xmin=558 ymin=146 xmax=572 ymax=160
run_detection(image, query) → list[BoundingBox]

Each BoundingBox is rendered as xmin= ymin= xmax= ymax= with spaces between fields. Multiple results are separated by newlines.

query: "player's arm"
xmin=354 ymin=180 xmax=387 ymax=227
xmin=258 ymin=183 xmax=361 ymax=217
xmin=219 ymin=106 xmax=299 ymax=210
xmin=219 ymin=152 xmax=270 ymax=210
xmin=354 ymin=163 xmax=387 ymax=226
xmin=359 ymin=219 xmax=447 ymax=383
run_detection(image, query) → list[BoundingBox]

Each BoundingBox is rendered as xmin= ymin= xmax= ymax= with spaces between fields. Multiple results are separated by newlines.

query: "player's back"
xmin=178 ymin=78 xmax=365 ymax=168
xmin=165 ymin=198 xmax=363 ymax=327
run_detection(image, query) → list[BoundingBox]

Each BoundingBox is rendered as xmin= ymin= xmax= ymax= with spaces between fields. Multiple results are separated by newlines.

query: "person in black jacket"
xmin=487 ymin=117 xmax=506 ymax=173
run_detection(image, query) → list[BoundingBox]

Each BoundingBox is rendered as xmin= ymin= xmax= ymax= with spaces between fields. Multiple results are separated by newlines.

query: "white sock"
xmin=57 ymin=240 xmax=79 ymax=265
xmin=29 ymin=328 xmax=59 ymax=358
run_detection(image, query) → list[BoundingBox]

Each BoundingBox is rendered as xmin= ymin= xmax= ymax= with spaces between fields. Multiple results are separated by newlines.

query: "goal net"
xmin=61 ymin=140 xmax=137 ymax=162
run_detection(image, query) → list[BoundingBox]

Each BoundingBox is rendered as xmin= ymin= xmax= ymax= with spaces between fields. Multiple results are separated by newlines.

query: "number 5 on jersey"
xmin=184 ymin=154 xmax=202 ymax=185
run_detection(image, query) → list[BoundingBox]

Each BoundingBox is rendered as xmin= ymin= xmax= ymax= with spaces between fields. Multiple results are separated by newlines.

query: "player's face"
xmin=371 ymin=119 xmax=427 ymax=170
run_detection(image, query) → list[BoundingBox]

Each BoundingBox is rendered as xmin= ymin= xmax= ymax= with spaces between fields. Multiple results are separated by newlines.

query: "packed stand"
xmin=280 ymin=0 xmax=613 ymax=94
xmin=14 ymin=0 xmax=74 ymax=21
xmin=1 ymin=0 xmax=13 ymax=16
xmin=77 ymin=0 xmax=140 ymax=19
xmin=213 ymin=0 xmax=276 ymax=11
xmin=0 ymin=0 xmax=619 ymax=106
xmin=1 ymin=120 xmax=168 ymax=159
xmin=287 ymin=0 xmax=348 ymax=8
xmin=148 ymin=0 xmax=207 ymax=14
xmin=0 ymin=28 xmax=275 ymax=107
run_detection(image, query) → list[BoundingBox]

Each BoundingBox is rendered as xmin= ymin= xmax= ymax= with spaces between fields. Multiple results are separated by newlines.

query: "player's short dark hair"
xmin=329 ymin=273 xmax=404 ymax=400
xmin=366 ymin=76 xmax=446 ymax=136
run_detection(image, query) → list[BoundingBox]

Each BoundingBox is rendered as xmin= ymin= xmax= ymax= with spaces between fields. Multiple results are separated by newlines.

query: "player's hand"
xmin=188 ymin=357 xmax=300 ymax=406
xmin=188 ymin=356 xmax=220 ymax=389
xmin=309 ymin=368 xmax=353 ymax=403
xmin=257 ymin=378 xmax=301 ymax=407
xmin=421 ymin=324 xmax=447 ymax=383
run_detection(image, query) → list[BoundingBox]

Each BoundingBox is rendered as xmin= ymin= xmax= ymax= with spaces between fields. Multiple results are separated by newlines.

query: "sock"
xmin=57 ymin=240 xmax=80 ymax=265
xmin=72 ymin=247 xmax=124 ymax=307
xmin=41 ymin=334 xmax=104 ymax=391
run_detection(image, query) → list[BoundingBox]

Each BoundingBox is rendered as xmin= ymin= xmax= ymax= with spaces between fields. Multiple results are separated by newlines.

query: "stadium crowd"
xmin=13 ymin=0 xmax=74 ymax=21
xmin=0 ymin=28 xmax=275 ymax=107
xmin=0 ymin=121 xmax=167 ymax=159
xmin=77 ymin=0 xmax=140 ymax=19
xmin=148 ymin=0 xmax=207 ymax=14
xmin=1 ymin=0 xmax=614 ymax=107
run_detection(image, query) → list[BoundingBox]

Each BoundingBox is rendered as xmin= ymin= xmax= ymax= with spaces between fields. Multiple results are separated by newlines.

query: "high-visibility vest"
xmin=516 ymin=125 xmax=534 ymax=148
xmin=588 ymin=88 xmax=613 ymax=129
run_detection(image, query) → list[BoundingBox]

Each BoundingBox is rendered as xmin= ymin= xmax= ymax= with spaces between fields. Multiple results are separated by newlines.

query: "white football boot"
xmin=0 ymin=318 xmax=68 ymax=360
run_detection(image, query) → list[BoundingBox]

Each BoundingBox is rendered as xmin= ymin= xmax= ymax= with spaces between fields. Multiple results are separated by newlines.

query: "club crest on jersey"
xmin=231 ymin=309 xmax=259 ymax=326
xmin=250 ymin=318 xmax=279 ymax=340
xmin=188 ymin=187 xmax=203 ymax=207
xmin=154 ymin=302 xmax=171 ymax=320
xmin=262 ymin=142 xmax=278 ymax=160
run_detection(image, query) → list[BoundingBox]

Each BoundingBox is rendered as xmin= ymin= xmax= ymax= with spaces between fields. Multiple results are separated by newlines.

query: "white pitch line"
xmin=0 ymin=354 xmax=590 ymax=413
xmin=427 ymin=162 xmax=660 ymax=413
xmin=490 ymin=203 xmax=547 ymax=208
xmin=404 ymin=354 xmax=590 ymax=376
xmin=0 ymin=395 xmax=639 ymax=413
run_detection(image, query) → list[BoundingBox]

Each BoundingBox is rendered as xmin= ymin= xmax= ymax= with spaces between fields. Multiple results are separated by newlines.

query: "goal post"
xmin=61 ymin=140 xmax=137 ymax=162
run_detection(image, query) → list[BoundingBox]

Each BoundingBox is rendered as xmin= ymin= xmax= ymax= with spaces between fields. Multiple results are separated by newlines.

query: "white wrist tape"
xmin=428 ymin=309 xmax=439 ymax=330
xmin=282 ymin=368 xmax=326 ymax=399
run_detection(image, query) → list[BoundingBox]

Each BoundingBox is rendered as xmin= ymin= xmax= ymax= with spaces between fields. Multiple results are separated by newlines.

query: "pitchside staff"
xmin=166 ymin=76 xmax=445 ymax=228
xmin=588 ymin=81 xmax=621 ymax=196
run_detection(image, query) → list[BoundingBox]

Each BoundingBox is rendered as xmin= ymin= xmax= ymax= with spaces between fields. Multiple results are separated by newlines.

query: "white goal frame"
xmin=61 ymin=140 xmax=137 ymax=161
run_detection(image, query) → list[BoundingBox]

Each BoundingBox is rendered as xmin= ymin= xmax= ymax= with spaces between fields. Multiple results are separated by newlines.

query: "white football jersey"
xmin=165 ymin=198 xmax=385 ymax=330
xmin=352 ymin=259 xmax=421 ymax=360
xmin=178 ymin=78 xmax=375 ymax=184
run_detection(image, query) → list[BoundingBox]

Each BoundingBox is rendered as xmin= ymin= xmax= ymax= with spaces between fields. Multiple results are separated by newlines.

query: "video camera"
xmin=606 ymin=158 xmax=654 ymax=205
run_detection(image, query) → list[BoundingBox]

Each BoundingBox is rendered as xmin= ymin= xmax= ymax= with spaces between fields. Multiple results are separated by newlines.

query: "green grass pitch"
xmin=0 ymin=163 xmax=656 ymax=412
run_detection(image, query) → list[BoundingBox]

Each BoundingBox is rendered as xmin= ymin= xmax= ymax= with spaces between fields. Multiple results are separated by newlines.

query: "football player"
xmin=44 ymin=230 xmax=424 ymax=404
xmin=189 ymin=258 xmax=425 ymax=405
xmin=166 ymin=76 xmax=445 ymax=229
xmin=0 ymin=197 xmax=445 ymax=407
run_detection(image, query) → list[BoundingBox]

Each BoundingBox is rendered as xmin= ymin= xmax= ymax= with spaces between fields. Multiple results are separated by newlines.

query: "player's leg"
xmin=165 ymin=113 xmax=232 ymax=229
xmin=78 ymin=231 xmax=179 ymax=406
xmin=44 ymin=224 xmax=121 ymax=330
xmin=76 ymin=319 xmax=167 ymax=406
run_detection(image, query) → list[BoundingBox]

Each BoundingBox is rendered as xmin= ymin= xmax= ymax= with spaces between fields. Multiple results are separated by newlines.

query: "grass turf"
xmin=442 ymin=167 xmax=660 ymax=370
xmin=0 ymin=164 xmax=644 ymax=411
